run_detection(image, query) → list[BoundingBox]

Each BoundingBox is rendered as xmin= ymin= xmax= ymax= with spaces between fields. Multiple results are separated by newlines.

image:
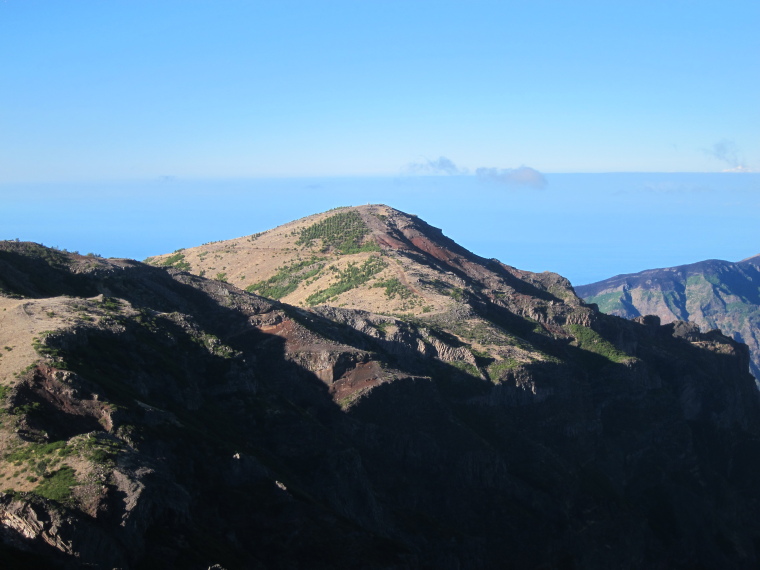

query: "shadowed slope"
xmin=1 ymin=211 xmax=760 ymax=568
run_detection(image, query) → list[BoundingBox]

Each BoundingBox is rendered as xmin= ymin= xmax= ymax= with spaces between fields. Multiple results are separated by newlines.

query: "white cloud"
xmin=405 ymin=156 xmax=466 ymax=175
xmin=403 ymin=157 xmax=548 ymax=188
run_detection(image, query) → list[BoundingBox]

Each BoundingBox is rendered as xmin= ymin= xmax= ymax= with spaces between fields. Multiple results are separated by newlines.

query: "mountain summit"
xmin=2 ymin=207 xmax=760 ymax=568
xmin=147 ymin=204 xmax=579 ymax=318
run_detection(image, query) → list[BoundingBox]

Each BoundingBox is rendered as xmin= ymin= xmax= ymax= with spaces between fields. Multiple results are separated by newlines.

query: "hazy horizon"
xmin=4 ymin=172 xmax=759 ymax=286
xmin=2 ymin=2 xmax=758 ymax=285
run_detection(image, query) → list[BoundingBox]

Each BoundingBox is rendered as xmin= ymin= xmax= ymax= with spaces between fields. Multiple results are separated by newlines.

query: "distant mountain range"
xmin=1 ymin=206 xmax=760 ymax=568
xmin=577 ymin=255 xmax=760 ymax=382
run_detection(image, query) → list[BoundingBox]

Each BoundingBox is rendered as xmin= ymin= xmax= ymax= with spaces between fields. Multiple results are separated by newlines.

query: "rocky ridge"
xmin=576 ymin=255 xmax=760 ymax=382
xmin=0 ymin=207 xmax=759 ymax=568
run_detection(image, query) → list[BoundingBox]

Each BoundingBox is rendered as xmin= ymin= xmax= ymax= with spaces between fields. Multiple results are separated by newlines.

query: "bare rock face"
xmin=2 ymin=210 xmax=760 ymax=569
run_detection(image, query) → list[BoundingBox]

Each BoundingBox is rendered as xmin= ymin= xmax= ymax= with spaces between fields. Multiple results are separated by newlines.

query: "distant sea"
xmin=3 ymin=173 xmax=759 ymax=287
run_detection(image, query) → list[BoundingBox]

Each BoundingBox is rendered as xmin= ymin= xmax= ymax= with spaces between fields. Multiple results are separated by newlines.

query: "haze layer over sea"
xmin=4 ymin=173 xmax=758 ymax=286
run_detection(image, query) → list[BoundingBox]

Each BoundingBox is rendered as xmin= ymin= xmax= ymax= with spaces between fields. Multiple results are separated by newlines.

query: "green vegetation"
xmin=662 ymin=291 xmax=685 ymax=317
xmin=34 ymin=466 xmax=77 ymax=503
xmin=156 ymin=252 xmax=191 ymax=271
xmin=6 ymin=440 xmax=73 ymax=464
xmin=373 ymin=277 xmax=414 ymax=300
xmin=687 ymin=273 xmax=720 ymax=287
xmin=296 ymin=210 xmax=378 ymax=254
xmin=3 ymin=242 xmax=71 ymax=268
xmin=374 ymin=321 xmax=391 ymax=336
xmin=32 ymin=331 xmax=56 ymax=355
xmin=100 ymin=296 xmax=121 ymax=312
xmin=246 ymin=257 xmax=326 ymax=299
xmin=11 ymin=402 xmax=41 ymax=416
xmin=584 ymin=291 xmax=628 ymax=314
xmin=77 ymin=434 xmax=123 ymax=464
xmin=197 ymin=333 xmax=237 ymax=359
xmin=5 ymin=436 xmax=123 ymax=502
xmin=565 ymin=324 xmax=629 ymax=363
xmin=449 ymin=360 xmax=480 ymax=378
xmin=487 ymin=358 xmax=520 ymax=381
xmin=448 ymin=287 xmax=465 ymax=301
xmin=443 ymin=319 xmax=516 ymax=348
xmin=306 ymin=257 xmax=387 ymax=305
xmin=215 ymin=272 xmax=228 ymax=282
xmin=13 ymin=362 xmax=39 ymax=380
xmin=5 ymin=441 xmax=80 ymax=501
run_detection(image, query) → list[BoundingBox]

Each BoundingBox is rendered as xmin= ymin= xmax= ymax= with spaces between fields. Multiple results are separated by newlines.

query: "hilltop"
xmin=146 ymin=204 xmax=574 ymax=316
xmin=1 ymin=208 xmax=760 ymax=568
xmin=576 ymin=255 xmax=760 ymax=382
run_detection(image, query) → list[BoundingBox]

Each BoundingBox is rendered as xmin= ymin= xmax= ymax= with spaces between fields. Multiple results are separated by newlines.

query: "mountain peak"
xmin=146 ymin=204 xmax=579 ymax=318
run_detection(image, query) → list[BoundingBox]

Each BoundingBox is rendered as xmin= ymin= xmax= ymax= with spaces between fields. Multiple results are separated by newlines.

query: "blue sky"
xmin=2 ymin=0 xmax=758 ymax=180
xmin=1 ymin=1 xmax=759 ymax=285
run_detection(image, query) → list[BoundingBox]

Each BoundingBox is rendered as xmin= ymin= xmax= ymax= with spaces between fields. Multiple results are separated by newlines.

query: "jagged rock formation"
xmin=1 ymin=208 xmax=760 ymax=569
xmin=576 ymin=255 xmax=760 ymax=382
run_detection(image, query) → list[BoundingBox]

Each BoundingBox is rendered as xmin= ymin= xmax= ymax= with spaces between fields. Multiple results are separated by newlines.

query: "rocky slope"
xmin=576 ymin=255 xmax=760 ymax=382
xmin=1 ymin=208 xmax=760 ymax=569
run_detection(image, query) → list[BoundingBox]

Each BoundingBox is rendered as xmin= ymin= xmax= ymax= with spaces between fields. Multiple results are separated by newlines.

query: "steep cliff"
xmin=1 ymin=208 xmax=760 ymax=569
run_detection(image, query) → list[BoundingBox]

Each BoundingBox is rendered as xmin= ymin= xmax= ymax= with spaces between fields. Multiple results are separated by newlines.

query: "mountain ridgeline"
xmin=577 ymin=255 xmax=760 ymax=383
xmin=1 ymin=205 xmax=760 ymax=569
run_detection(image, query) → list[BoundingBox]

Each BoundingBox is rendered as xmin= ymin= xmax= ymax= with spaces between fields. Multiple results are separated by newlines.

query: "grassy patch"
xmin=306 ymin=256 xmax=387 ymax=305
xmin=100 ymin=296 xmax=122 ymax=312
xmin=449 ymin=360 xmax=480 ymax=378
xmin=32 ymin=331 xmax=62 ymax=358
xmin=565 ymin=324 xmax=629 ymax=363
xmin=374 ymin=321 xmax=392 ymax=336
xmin=487 ymin=358 xmax=520 ymax=381
xmin=583 ymin=291 xmax=628 ymax=314
xmin=34 ymin=466 xmax=77 ymax=503
xmin=296 ymin=210 xmax=378 ymax=254
xmin=443 ymin=319 xmax=516 ymax=347
xmin=156 ymin=252 xmax=191 ymax=271
xmin=197 ymin=333 xmax=237 ymax=359
xmin=5 ymin=440 xmax=72 ymax=464
xmin=448 ymin=287 xmax=465 ymax=301
xmin=246 ymin=257 xmax=326 ymax=299
xmin=77 ymin=434 xmax=123 ymax=464
xmin=373 ymin=277 xmax=414 ymax=300
xmin=5 ymin=440 xmax=78 ymax=489
xmin=662 ymin=290 xmax=685 ymax=317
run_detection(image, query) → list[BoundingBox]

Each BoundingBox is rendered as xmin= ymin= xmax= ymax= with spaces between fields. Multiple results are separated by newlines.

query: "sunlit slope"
xmin=577 ymin=256 xmax=760 ymax=381
xmin=148 ymin=205 xmax=479 ymax=316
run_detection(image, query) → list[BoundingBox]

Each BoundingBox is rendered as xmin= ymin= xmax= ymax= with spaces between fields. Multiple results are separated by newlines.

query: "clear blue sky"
xmin=1 ymin=2 xmax=759 ymax=286
xmin=1 ymin=0 xmax=758 ymax=180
